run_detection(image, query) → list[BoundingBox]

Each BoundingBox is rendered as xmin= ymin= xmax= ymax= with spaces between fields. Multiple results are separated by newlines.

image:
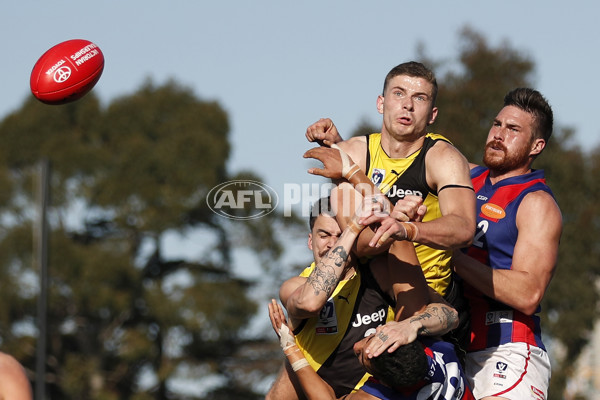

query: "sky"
xmin=3 ymin=1 xmax=599 ymax=197
xmin=3 ymin=0 xmax=598 ymax=286
xmin=3 ymin=0 xmax=600 ymax=289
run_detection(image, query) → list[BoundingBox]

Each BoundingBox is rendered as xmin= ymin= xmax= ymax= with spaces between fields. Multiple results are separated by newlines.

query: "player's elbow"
xmin=456 ymin=231 xmax=474 ymax=249
xmin=452 ymin=222 xmax=475 ymax=249
xmin=447 ymin=307 xmax=459 ymax=330
xmin=518 ymin=291 xmax=544 ymax=316
xmin=301 ymin=301 xmax=324 ymax=315
xmin=293 ymin=297 xmax=325 ymax=316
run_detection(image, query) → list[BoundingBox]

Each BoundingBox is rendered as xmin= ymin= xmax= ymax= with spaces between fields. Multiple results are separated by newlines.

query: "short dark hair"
xmin=309 ymin=196 xmax=333 ymax=230
xmin=369 ymin=340 xmax=429 ymax=388
xmin=503 ymin=88 xmax=554 ymax=143
xmin=383 ymin=61 xmax=438 ymax=105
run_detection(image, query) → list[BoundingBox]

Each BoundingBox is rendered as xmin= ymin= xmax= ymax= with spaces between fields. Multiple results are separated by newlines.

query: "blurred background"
xmin=1 ymin=1 xmax=599 ymax=399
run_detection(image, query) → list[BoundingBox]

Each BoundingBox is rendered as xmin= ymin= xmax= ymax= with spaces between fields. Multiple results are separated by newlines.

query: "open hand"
xmin=304 ymin=147 xmax=344 ymax=179
xmin=364 ymin=320 xmax=418 ymax=358
xmin=268 ymin=299 xmax=296 ymax=350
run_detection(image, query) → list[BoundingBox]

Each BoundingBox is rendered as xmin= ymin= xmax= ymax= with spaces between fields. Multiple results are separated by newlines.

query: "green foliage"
xmin=432 ymin=27 xmax=535 ymax=160
xmin=0 ymin=82 xmax=300 ymax=398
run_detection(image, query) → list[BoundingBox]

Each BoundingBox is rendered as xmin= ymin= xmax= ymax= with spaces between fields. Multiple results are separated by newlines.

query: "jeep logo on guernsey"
xmin=352 ymin=308 xmax=386 ymax=328
xmin=207 ymin=180 xmax=279 ymax=220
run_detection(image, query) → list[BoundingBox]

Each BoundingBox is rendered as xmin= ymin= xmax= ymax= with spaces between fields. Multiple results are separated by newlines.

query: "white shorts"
xmin=465 ymin=342 xmax=550 ymax=400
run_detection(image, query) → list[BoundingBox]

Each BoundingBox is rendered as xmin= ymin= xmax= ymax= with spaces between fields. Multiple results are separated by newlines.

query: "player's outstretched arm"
xmin=363 ymin=298 xmax=458 ymax=359
xmin=269 ymin=299 xmax=339 ymax=400
xmin=281 ymin=198 xmax=377 ymax=320
xmin=367 ymin=241 xmax=458 ymax=358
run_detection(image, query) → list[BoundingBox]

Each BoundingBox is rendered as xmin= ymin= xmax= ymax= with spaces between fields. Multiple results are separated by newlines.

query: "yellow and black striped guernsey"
xmin=365 ymin=132 xmax=453 ymax=296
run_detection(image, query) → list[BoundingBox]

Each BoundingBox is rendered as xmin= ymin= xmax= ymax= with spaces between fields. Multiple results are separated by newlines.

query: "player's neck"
xmin=381 ymin=132 xmax=425 ymax=158
xmin=488 ymin=165 xmax=532 ymax=185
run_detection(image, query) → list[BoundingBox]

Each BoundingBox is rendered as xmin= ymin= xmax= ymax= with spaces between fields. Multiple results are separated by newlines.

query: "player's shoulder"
xmin=517 ymin=188 xmax=562 ymax=233
xmin=425 ymin=136 xmax=470 ymax=177
xmin=520 ymin=188 xmax=561 ymax=215
xmin=427 ymin=135 xmax=462 ymax=155
xmin=0 ymin=352 xmax=20 ymax=370
xmin=0 ymin=352 xmax=29 ymax=386
xmin=338 ymin=135 xmax=368 ymax=165
xmin=339 ymin=134 xmax=367 ymax=149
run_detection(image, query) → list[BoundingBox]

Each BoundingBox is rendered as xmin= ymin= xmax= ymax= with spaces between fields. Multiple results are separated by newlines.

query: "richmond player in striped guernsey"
xmin=303 ymin=62 xmax=476 ymax=359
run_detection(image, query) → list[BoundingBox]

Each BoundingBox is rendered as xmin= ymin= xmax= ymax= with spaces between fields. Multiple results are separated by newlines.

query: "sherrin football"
xmin=30 ymin=39 xmax=104 ymax=105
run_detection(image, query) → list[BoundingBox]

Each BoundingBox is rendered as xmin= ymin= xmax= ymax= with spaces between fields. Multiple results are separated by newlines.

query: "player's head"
xmin=354 ymin=336 xmax=429 ymax=388
xmin=484 ymin=88 xmax=553 ymax=171
xmin=503 ymin=88 xmax=553 ymax=143
xmin=308 ymin=197 xmax=341 ymax=263
xmin=309 ymin=196 xmax=334 ymax=231
xmin=383 ymin=61 xmax=438 ymax=106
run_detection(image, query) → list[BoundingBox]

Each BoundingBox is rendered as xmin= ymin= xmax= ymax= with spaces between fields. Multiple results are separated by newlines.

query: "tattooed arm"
xmin=279 ymin=196 xmax=389 ymax=323
xmin=280 ymin=223 xmax=363 ymax=323
xmin=363 ymin=294 xmax=458 ymax=359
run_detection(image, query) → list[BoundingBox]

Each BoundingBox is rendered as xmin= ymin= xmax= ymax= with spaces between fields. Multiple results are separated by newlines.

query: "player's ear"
xmin=427 ymin=107 xmax=438 ymax=125
xmin=307 ymin=233 xmax=313 ymax=250
xmin=376 ymin=95 xmax=384 ymax=114
xmin=530 ymin=138 xmax=546 ymax=156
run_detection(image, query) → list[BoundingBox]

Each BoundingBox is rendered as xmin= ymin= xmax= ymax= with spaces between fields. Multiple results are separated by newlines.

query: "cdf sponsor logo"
xmin=207 ymin=180 xmax=279 ymax=220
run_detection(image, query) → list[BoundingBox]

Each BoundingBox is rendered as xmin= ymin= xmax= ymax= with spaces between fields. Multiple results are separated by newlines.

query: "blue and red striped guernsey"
xmin=464 ymin=166 xmax=554 ymax=352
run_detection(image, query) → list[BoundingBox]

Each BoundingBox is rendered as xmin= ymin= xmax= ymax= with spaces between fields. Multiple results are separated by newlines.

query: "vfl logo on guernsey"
xmin=316 ymin=299 xmax=338 ymax=334
xmin=371 ymin=168 xmax=385 ymax=184
xmin=481 ymin=202 xmax=506 ymax=220
xmin=207 ymin=180 xmax=279 ymax=220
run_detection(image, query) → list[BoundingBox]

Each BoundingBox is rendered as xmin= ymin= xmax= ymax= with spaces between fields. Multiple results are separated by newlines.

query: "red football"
xmin=30 ymin=39 xmax=104 ymax=105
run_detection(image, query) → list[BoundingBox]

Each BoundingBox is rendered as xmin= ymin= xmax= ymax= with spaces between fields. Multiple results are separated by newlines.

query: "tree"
xmin=0 ymin=81 xmax=301 ymax=399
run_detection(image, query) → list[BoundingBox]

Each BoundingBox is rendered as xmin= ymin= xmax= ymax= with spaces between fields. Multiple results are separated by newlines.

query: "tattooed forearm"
xmin=442 ymin=305 xmax=459 ymax=329
xmin=409 ymin=303 xmax=458 ymax=336
xmin=306 ymin=266 xmax=338 ymax=296
xmin=325 ymin=246 xmax=349 ymax=268
xmin=306 ymin=246 xmax=350 ymax=297
xmin=410 ymin=311 xmax=433 ymax=335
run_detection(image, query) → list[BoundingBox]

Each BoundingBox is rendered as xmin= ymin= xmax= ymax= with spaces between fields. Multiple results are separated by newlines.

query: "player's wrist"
xmin=344 ymin=163 xmax=360 ymax=181
xmin=398 ymin=222 xmax=419 ymax=241
xmin=409 ymin=317 xmax=428 ymax=336
xmin=347 ymin=216 xmax=364 ymax=236
xmin=283 ymin=344 xmax=301 ymax=357
xmin=284 ymin=345 xmax=310 ymax=371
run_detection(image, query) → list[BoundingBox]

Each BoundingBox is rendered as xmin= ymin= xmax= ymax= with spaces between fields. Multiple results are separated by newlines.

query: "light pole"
xmin=35 ymin=159 xmax=50 ymax=400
